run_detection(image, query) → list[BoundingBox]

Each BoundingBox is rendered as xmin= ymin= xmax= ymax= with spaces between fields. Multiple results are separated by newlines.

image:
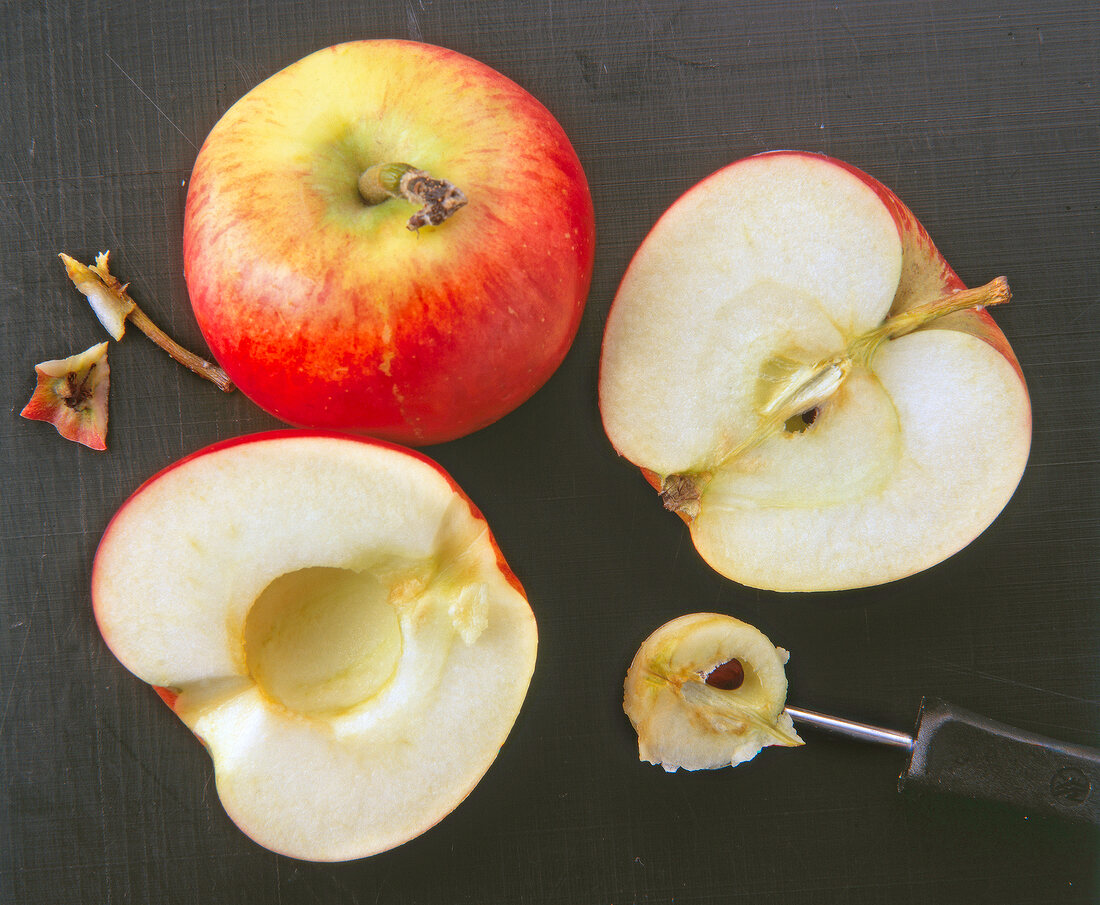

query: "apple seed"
xmin=705 ymin=657 xmax=745 ymax=690
xmin=783 ymin=407 xmax=819 ymax=433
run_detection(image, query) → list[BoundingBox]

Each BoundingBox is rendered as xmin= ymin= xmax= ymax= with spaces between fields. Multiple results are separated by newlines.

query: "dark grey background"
xmin=2 ymin=1 xmax=1097 ymax=902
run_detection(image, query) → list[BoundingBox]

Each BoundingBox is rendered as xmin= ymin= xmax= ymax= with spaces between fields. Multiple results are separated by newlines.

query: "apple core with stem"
xmin=184 ymin=40 xmax=595 ymax=445
xmin=599 ymin=152 xmax=1032 ymax=592
xmin=624 ymin=613 xmax=803 ymax=771
xmin=91 ymin=432 xmax=537 ymax=861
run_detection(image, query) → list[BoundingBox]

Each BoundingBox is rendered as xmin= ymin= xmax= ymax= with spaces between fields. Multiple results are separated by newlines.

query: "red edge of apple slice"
xmin=91 ymin=428 xmax=527 ymax=715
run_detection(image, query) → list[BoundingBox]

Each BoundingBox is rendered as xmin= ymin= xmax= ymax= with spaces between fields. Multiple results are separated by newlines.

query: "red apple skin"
xmin=184 ymin=41 xmax=595 ymax=446
xmin=607 ymin=150 xmax=1031 ymax=495
xmin=91 ymin=430 xmax=528 ymax=720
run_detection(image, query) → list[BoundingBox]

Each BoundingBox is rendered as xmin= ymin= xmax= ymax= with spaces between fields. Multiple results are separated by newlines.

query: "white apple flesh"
xmin=91 ymin=432 xmax=537 ymax=861
xmin=599 ymin=152 xmax=1031 ymax=591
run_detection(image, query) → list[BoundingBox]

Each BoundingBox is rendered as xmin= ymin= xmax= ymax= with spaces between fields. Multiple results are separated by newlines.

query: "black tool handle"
xmin=899 ymin=697 xmax=1100 ymax=825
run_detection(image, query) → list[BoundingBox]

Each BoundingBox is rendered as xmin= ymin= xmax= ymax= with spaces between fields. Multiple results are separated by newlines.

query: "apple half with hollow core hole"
xmin=599 ymin=152 xmax=1031 ymax=592
xmin=183 ymin=40 xmax=594 ymax=445
xmin=91 ymin=431 xmax=537 ymax=861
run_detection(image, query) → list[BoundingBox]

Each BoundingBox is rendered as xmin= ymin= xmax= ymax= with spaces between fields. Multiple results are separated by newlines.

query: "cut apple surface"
xmin=91 ymin=431 xmax=536 ymax=861
xmin=624 ymin=613 xmax=802 ymax=772
xmin=599 ymin=152 xmax=1031 ymax=591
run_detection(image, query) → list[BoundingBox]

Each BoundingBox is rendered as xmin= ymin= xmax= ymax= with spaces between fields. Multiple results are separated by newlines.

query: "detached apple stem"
xmin=60 ymin=252 xmax=234 ymax=392
xmin=358 ymin=163 xmax=468 ymax=231
xmin=125 ymin=306 xmax=235 ymax=391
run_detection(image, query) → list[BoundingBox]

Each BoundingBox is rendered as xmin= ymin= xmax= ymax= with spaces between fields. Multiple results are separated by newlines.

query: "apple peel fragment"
xmin=91 ymin=431 xmax=537 ymax=861
xmin=599 ymin=151 xmax=1032 ymax=591
xmin=20 ymin=342 xmax=110 ymax=450
xmin=624 ymin=613 xmax=802 ymax=772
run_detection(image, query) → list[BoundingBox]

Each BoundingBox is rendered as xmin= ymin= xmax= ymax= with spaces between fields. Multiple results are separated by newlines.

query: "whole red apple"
xmin=184 ymin=40 xmax=594 ymax=445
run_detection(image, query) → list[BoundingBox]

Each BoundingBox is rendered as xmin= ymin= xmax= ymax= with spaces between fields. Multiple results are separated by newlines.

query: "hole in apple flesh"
xmin=782 ymin=407 xmax=818 ymax=433
xmin=244 ymin=566 xmax=402 ymax=717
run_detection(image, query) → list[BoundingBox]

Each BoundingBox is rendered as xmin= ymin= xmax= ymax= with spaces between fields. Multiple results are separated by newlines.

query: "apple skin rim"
xmin=90 ymin=427 xmax=529 ymax=710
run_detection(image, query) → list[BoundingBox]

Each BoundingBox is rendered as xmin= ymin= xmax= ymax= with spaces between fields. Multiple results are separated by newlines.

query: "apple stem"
xmin=60 ymin=252 xmax=234 ymax=392
xmin=848 ymin=276 xmax=1011 ymax=366
xmin=126 ymin=306 xmax=235 ymax=392
xmin=358 ymin=163 xmax=468 ymax=231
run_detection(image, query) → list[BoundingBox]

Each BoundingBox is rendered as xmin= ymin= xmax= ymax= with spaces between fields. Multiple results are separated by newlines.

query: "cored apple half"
xmin=599 ymin=152 xmax=1031 ymax=592
xmin=91 ymin=432 xmax=537 ymax=861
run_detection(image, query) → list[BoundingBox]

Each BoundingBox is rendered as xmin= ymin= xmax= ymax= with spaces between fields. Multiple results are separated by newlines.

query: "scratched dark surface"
xmin=2 ymin=1 xmax=1098 ymax=902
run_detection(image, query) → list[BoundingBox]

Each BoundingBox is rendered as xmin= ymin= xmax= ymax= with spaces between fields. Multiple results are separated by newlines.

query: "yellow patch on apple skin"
xmin=378 ymin=323 xmax=396 ymax=375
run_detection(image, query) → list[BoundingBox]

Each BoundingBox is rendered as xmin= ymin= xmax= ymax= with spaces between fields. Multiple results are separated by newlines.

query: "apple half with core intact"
xmin=599 ymin=152 xmax=1031 ymax=591
xmin=184 ymin=40 xmax=595 ymax=445
xmin=91 ymin=431 xmax=537 ymax=861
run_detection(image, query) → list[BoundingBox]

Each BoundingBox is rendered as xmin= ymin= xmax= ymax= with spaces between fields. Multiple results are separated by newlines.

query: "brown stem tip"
xmin=358 ymin=163 xmax=467 ymax=231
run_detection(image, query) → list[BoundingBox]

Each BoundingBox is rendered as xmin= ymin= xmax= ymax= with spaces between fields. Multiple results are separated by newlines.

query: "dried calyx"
xmin=20 ymin=342 xmax=111 ymax=450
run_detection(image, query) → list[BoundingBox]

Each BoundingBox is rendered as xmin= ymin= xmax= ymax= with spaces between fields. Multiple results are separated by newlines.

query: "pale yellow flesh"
xmin=600 ymin=154 xmax=1031 ymax=591
xmin=92 ymin=436 xmax=536 ymax=861
xmin=624 ymin=613 xmax=801 ymax=772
